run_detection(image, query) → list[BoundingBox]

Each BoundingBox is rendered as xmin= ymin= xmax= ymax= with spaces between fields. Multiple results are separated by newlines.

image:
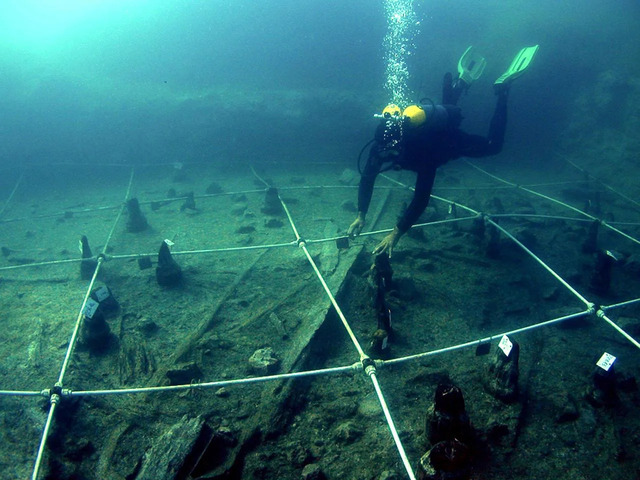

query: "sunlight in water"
xmin=0 ymin=0 xmax=143 ymax=46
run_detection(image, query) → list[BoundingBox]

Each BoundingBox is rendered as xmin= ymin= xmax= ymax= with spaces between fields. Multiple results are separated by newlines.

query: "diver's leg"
xmin=442 ymin=72 xmax=467 ymax=105
xmin=442 ymin=72 xmax=454 ymax=104
xmin=487 ymin=90 xmax=508 ymax=152
xmin=450 ymin=78 xmax=467 ymax=105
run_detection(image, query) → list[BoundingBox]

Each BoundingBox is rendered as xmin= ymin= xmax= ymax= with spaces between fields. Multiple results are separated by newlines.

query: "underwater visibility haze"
xmin=1 ymin=1 xmax=640 ymax=479
xmin=0 ymin=0 xmax=637 ymax=167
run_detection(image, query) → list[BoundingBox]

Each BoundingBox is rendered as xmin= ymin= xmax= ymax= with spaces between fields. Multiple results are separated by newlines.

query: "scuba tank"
xmin=358 ymin=101 xmax=463 ymax=174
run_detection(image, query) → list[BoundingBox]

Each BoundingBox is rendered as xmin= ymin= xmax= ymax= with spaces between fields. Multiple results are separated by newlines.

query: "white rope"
xmin=31 ymin=402 xmax=58 ymax=480
xmin=600 ymin=221 xmax=640 ymax=247
xmin=489 ymin=213 xmax=592 ymax=223
xmin=562 ymin=155 xmax=640 ymax=211
xmin=488 ymin=218 xmax=592 ymax=307
xmin=114 ymin=241 xmax=298 ymax=260
xmin=267 ymin=169 xmax=415 ymax=479
xmin=32 ymin=168 xmax=135 ymax=480
xmin=0 ymin=215 xmax=473 ymax=273
xmin=467 ymin=162 xmax=640 ymax=247
xmin=299 ymin=242 xmax=366 ymax=358
xmin=69 ymin=364 xmax=359 ymax=397
xmin=0 ymin=185 xmax=401 ymax=225
xmin=9 ymin=298 xmax=640 ymax=398
xmin=597 ymin=310 xmax=640 ymax=350
xmin=17 ymin=160 xmax=640 ymax=480
xmin=0 ymin=390 xmax=44 ymax=397
xmin=20 ymin=160 xmax=342 ymax=168
xmin=381 ymin=173 xmax=593 ymax=307
xmin=271 ymin=178 xmax=367 ymax=359
xmin=607 ymin=220 xmax=640 ymax=227
xmin=368 ymin=370 xmax=416 ymax=480
xmin=383 ymin=309 xmax=590 ymax=367
xmin=0 ymin=171 xmax=24 ymax=218
xmin=0 ymin=257 xmax=86 ymax=272
xmin=466 ymin=162 xmax=599 ymax=219
xmin=57 ymin=168 xmax=134 ymax=384
xmin=433 ymin=180 xmax=579 ymax=191
xmin=603 ymin=297 xmax=640 ymax=310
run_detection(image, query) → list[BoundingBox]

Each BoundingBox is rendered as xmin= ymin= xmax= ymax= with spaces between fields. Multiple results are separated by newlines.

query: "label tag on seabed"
xmin=498 ymin=335 xmax=513 ymax=357
xmin=83 ymin=299 xmax=100 ymax=319
xmin=596 ymin=352 xmax=616 ymax=371
xmin=94 ymin=285 xmax=110 ymax=302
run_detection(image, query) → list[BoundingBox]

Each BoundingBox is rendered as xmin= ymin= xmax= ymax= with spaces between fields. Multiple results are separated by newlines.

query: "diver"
xmin=348 ymin=46 xmax=539 ymax=256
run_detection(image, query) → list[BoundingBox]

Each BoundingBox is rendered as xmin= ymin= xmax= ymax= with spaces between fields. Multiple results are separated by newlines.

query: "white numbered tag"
xmin=83 ymin=299 xmax=100 ymax=319
xmin=164 ymin=239 xmax=175 ymax=248
xmin=94 ymin=286 xmax=110 ymax=302
xmin=498 ymin=335 xmax=513 ymax=357
xmin=596 ymin=352 xmax=616 ymax=371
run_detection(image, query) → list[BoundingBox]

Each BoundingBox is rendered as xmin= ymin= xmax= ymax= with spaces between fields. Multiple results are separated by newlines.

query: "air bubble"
xmin=383 ymin=0 xmax=419 ymax=108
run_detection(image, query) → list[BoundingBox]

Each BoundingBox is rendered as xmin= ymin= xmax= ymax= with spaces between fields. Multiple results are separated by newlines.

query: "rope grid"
xmin=0 ymin=160 xmax=638 ymax=480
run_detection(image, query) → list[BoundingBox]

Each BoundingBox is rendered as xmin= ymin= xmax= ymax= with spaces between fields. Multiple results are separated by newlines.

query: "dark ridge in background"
xmin=0 ymin=0 xmax=639 ymax=168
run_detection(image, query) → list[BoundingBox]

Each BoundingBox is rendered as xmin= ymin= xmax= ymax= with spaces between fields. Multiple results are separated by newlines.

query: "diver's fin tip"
xmin=457 ymin=45 xmax=487 ymax=87
xmin=494 ymin=45 xmax=539 ymax=86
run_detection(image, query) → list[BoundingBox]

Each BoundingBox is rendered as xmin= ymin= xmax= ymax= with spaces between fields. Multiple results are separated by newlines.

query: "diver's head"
xmin=382 ymin=104 xmax=402 ymax=120
xmin=374 ymin=104 xmax=427 ymax=160
xmin=402 ymin=105 xmax=427 ymax=128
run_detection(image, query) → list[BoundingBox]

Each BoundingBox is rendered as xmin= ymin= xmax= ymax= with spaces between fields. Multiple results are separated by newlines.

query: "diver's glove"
xmin=348 ymin=212 xmax=366 ymax=238
xmin=372 ymin=226 xmax=402 ymax=258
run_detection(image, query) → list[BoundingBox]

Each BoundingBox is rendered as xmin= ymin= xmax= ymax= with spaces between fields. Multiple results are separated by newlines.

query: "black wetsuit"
xmin=357 ymin=92 xmax=508 ymax=233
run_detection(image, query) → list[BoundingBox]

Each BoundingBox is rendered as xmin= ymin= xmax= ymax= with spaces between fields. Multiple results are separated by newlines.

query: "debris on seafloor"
xmin=269 ymin=312 xmax=288 ymax=339
xmin=205 ymin=182 xmax=223 ymax=194
xmin=589 ymin=249 xmax=620 ymax=295
xmin=81 ymin=302 xmax=112 ymax=352
xmin=90 ymin=285 xmax=119 ymax=315
xmin=581 ymin=220 xmax=599 ymax=254
xmin=418 ymin=384 xmax=474 ymax=479
xmin=156 ymin=240 xmax=182 ymax=287
xmin=426 ymin=384 xmax=473 ymax=446
xmin=180 ymin=191 xmax=197 ymax=212
xmin=301 ymin=462 xmax=326 ymax=480
xmin=262 ymin=187 xmax=284 ymax=216
xmin=126 ymin=198 xmax=149 ymax=233
xmin=369 ymin=252 xmax=393 ymax=356
xmin=485 ymin=338 xmax=520 ymax=403
xmin=135 ymin=415 xmax=204 ymax=480
xmin=417 ymin=439 xmax=471 ymax=480
xmin=585 ymin=359 xmax=618 ymax=408
xmin=79 ymin=235 xmax=98 ymax=280
xmin=248 ymin=347 xmax=280 ymax=375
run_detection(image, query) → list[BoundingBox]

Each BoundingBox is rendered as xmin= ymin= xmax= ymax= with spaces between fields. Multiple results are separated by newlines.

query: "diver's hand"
xmin=348 ymin=213 xmax=366 ymax=238
xmin=372 ymin=227 xmax=402 ymax=257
